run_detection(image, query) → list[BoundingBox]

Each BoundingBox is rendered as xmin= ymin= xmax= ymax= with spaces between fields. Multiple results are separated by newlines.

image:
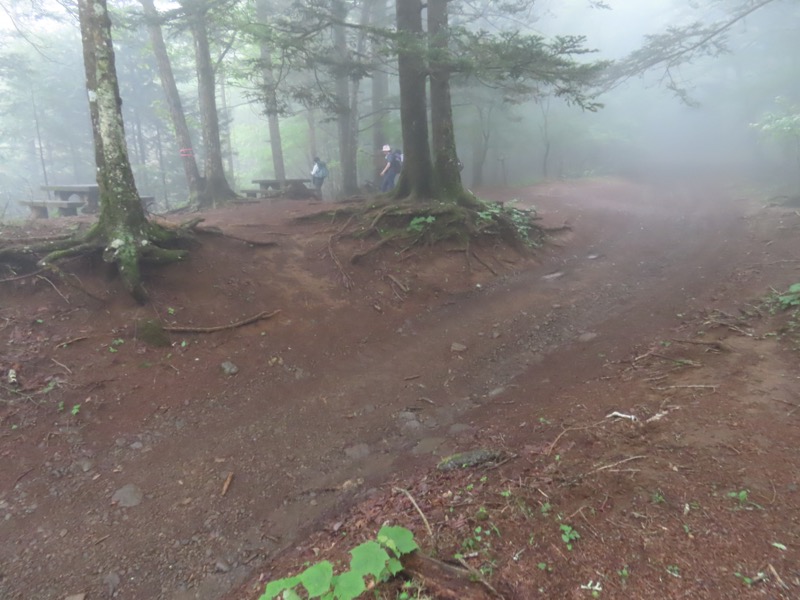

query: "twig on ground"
xmin=393 ymin=486 xmax=434 ymax=539
xmin=0 ymin=268 xmax=45 ymax=283
xmin=36 ymin=275 xmax=69 ymax=304
xmin=218 ymin=233 xmax=278 ymax=247
xmin=655 ymin=384 xmax=718 ymax=392
xmin=162 ymin=309 xmax=280 ymax=334
xmin=221 ymin=472 xmax=234 ymax=496
xmin=587 ymin=455 xmax=646 ymax=476
xmin=769 ymin=397 xmax=800 ymax=409
xmin=670 ymin=338 xmax=731 ymax=352
xmin=768 ymin=564 xmax=789 ymax=590
xmin=55 ymin=336 xmax=89 ymax=349
xmin=455 ymin=556 xmax=505 ymax=599
xmin=51 ymin=358 xmax=72 ymax=374
xmin=386 ymin=274 xmax=409 ymax=293
xmin=13 ymin=467 xmax=36 ymax=488
xmin=546 ymin=421 xmax=604 ymax=456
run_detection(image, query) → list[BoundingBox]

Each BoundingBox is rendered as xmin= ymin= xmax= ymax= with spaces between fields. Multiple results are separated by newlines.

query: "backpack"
xmin=317 ymin=162 xmax=329 ymax=179
xmin=390 ymin=152 xmax=402 ymax=172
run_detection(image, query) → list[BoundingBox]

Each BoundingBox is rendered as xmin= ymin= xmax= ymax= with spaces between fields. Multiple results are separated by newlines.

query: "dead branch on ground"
xmin=162 ymin=310 xmax=281 ymax=333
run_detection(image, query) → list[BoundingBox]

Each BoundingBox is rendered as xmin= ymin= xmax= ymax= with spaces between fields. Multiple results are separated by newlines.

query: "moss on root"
xmin=1 ymin=220 xmax=190 ymax=303
xmin=338 ymin=194 xmax=542 ymax=252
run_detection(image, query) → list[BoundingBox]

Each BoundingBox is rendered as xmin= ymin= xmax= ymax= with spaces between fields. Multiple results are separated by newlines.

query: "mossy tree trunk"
xmin=42 ymin=0 xmax=188 ymax=303
xmin=393 ymin=0 xmax=435 ymax=201
xmin=78 ymin=0 xmax=149 ymax=299
xmin=428 ymin=0 xmax=467 ymax=201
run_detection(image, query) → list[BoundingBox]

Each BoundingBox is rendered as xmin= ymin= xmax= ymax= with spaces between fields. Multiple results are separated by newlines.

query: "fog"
xmin=0 ymin=0 xmax=797 ymax=219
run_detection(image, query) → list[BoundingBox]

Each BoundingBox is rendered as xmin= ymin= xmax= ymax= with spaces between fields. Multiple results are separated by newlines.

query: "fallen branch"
xmin=51 ymin=358 xmax=72 ymax=374
xmin=0 ymin=268 xmax=45 ymax=283
xmin=386 ymin=274 xmax=409 ymax=293
xmin=655 ymin=384 xmax=718 ymax=392
xmin=455 ymin=556 xmax=505 ymax=599
xmin=402 ymin=553 xmax=491 ymax=600
xmin=163 ymin=309 xmax=281 ymax=334
xmin=393 ymin=486 xmax=434 ymax=539
xmin=220 ymin=235 xmax=278 ymax=247
xmin=55 ymin=336 xmax=89 ymax=349
xmin=587 ymin=455 xmax=646 ymax=476
xmin=221 ymin=472 xmax=234 ymax=496
xmin=670 ymin=338 xmax=731 ymax=352
xmin=36 ymin=275 xmax=70 ymax=305
xmin=546 ymin=421 xmax=604 ymax=456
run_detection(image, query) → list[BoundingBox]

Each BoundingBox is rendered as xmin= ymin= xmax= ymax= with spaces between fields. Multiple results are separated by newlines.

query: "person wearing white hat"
xmin=380 ymin=145 xmax=401 ymax=192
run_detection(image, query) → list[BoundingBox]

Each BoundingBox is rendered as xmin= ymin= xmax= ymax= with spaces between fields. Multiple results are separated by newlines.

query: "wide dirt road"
xmin=0 ymin=178 xmax=756 ymax=599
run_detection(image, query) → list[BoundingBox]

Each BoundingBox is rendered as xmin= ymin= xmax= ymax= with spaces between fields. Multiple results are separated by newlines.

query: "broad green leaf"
xmin=378 ymin=526 xmax=418 ymax=556
xmin=299 ymin=561 xmax=334 ymax=597
xmin=350 ymin=541 xmax=390 ymax=579
xmin=261 ymin=576 xmax=300 ymax=599
xmin=283 ymin=590 xmax=302 ymax=600
xmin=332 ymin=570 xmax=366 ymax=600
xmin=385 ymin=557 xmax=404 ymax=577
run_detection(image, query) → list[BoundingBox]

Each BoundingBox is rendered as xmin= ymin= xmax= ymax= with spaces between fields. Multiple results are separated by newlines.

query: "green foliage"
xmin=559 ymin=524 xmax=580 ymax=550
xmin=259 ymin=526 xmax=417 ymax=600
xmin=666 ymin=564 xmax=681 ymax=578
xmin=776 ymin=283 xmax=800 ymax=310
xmin=751 ymin=97 xmax=800 ymax=144
xmin=453 ymin=29 xmax=607 ymax=110
xmin=407 ymin=216 xmax=436 ymax=233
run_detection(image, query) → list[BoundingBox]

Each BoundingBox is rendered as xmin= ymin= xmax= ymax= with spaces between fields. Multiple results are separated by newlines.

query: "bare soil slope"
xmin=1 ymin=178 xmax=799 ymax=599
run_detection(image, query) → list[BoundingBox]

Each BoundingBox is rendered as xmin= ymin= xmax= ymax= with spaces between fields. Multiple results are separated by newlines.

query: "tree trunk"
xmin=370 ymin=0 xmax=389 ymax=181
xmin=333 ymin=0 xmax=358 ymax=196
xmin=428 ymin=0 xmax=464 ymax=198
xmin=187 ymin=2 xmax=236 ymax=207
xmin=140 ymin=0 xmax=204 ymax=207
xmin=218 ymin=68 xmax=235 ymax=181
xmin=77 ymin=0 xmax=178 ymax=302
xmin=471 ymin=105 xmax=492 ymax=188
xmin=307 ymin=107 xmax=318 ymax=160
xmin=256 ymin=0 xmax=286 ymax=184
xmin=394 ymin=0 xmax=434 ymax=200
xmin=539 ymin=99 xmax=551 ymax=179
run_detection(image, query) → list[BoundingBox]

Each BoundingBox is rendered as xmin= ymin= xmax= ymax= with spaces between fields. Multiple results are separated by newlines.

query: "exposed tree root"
xmin=350 ymin=236 xmax=397 ymax=264
xmin=401 ymin=553 xmax=496 ymax=600
xmin=162 ymin=309 xmax=281 ymax=333
xmin=0 ymin=220 xmax=191 ymax=304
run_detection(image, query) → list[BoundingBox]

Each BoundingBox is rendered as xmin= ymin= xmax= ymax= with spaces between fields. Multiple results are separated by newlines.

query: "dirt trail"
xmin=0 ymin=179 xmax=760 ymax=599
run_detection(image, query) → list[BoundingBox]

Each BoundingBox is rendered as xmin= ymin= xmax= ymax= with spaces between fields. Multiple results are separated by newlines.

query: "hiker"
xmin=311 ymin=157 xmax=328 ymax=197
xmin=380 ymin=145 xmax=402 ymax=192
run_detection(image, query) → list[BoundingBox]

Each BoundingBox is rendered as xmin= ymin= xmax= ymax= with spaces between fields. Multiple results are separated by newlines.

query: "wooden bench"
xmin=240 ymin=189 xmax=264 ymax=199
xmin=20 ymin=200 xmax=85 ymax=219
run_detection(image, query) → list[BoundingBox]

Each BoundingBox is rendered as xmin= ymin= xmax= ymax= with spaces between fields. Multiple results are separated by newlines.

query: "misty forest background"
xmin=0 ymin=0 xmax=797 ymax=218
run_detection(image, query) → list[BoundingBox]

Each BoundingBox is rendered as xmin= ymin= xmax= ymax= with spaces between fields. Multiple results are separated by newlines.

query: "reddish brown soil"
xmin=2 ymin=179 xmax=800 ymax=600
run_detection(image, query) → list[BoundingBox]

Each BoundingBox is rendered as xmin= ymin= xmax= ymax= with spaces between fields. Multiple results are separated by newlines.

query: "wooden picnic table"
xmin=41 ymin=184 xmax=100 ymax=213
xmin=252 ymin=178 xmax=317 ymax=200
xmin=20 ymin=199 xmax=85 ymax=219
xmin=252 ymin=178 xmax=312 ymax=192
